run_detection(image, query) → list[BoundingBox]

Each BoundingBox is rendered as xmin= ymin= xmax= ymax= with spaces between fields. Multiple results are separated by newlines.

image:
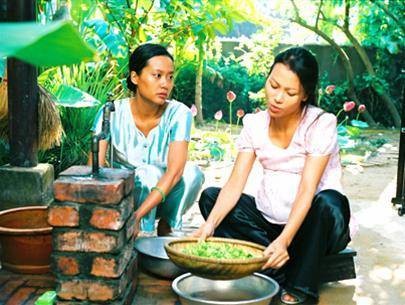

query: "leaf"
xmin=0 ymin=57 xmax=5 ymax=78
xmin=54 ymin=84 xmax=100 ymax=107
xmin=350 ymin=120 xmax=369 ymax=129
xmin=337 ymin=125 xmax=348 ymax=135
xmin=0 ymin=21 xmax=95 ymax=67
xmin=346 ymin=126 xmax=361 ymax=138
xmin=338 ymin=135 xmax=356 ymax=149
xmin=386 ymin=41 xmax=399 ymax=54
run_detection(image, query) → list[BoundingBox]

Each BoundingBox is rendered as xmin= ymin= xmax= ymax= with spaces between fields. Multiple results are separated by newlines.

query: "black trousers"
xmin=198 ymin=187 xmax=351 ymax=299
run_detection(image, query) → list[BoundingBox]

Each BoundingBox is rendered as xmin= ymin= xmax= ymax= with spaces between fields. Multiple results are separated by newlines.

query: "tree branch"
xmin=343 ymin=0 xmax=350 ymax=31
xmin=315 ymin=0 xmax=323 ymax=28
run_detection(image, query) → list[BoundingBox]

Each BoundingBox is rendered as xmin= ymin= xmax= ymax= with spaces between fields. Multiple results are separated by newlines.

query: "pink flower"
xmin=236 ymin=109 xmax=245 ymax=118
xmin=226 ymin=91 xmax=236 ymax=103
xmin=214 ymin=110 xmax=223 ymax=120
xmin=358 ymin=104 xmax=366 ymax=113
xmin=254 ymin=107 xmax=261 ymax=113
xmin=343 ymin=101 xmax=356 ymax=112
xmin=190 ymin=104 xmax=197 ymax=117
xmin=325 ymin=85 xmax=336 ymax=95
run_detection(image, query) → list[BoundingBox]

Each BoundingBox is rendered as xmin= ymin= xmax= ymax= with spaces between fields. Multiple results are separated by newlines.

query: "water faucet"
xmin=92 ymin=94 xmax=115 ymax=175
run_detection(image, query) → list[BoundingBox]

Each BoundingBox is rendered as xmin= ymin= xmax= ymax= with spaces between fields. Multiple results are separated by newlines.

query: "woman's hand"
xmin=133 ymin=212 xmax=141 ymax=238
xmin=192 ymin=221 xmax=215 ymax=241
xmin=262 ymin=237 xmax=290 ymax=269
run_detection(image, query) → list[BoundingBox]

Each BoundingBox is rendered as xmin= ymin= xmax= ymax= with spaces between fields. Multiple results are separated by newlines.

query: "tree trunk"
xmin=291 ymin=18 xmax=377 ymax=126
xmin=194 ymin=46 xmax=204 ymax=124
xmin=341 ymin=28 xmax=401 ymax=127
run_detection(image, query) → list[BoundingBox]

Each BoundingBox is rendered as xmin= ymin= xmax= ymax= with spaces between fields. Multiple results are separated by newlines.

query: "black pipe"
xmin=91 ymin=98 xmax=115 ymax=175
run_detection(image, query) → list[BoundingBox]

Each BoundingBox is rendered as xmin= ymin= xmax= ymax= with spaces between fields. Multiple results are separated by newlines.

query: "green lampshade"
xmin=0 ymin=21 xmax=95 ymax=67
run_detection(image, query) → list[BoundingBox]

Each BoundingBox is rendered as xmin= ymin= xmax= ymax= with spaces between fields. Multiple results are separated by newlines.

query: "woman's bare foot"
xmin=157 ymin=218 xmax=172 ymax=236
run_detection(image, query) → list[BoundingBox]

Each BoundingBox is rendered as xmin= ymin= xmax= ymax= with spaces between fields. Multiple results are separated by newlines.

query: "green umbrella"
xmin=0 ymin=21 xmax=95 ymax=67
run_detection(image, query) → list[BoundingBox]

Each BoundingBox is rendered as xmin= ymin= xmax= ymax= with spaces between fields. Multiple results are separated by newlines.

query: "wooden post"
xmin=6 ymin=0 xmax=38 ymax=167
xmin=392 ymin=92 xmax=405 ymax=216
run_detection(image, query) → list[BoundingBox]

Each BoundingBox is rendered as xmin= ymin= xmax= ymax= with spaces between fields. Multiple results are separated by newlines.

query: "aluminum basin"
xmin=134 ymin=236 xmax=185 ymax=279
xmin=172 ymin=272 xmax=279 ymax=305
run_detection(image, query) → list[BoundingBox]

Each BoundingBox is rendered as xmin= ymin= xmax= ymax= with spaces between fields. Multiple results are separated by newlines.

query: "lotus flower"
xmin=190 ymin=104 xmax=197 ymax=117
xmin=236 ymin=109 xmax=245 ymax=128
xmin=236 ymin=109 xmax=245 ymax=118
xmin=214 ymin=110 xmax=222 ymax=131
xmin=226 ymin=91 xmax=236 ymax=103
xmin=343 ymin=101 xmax=356 ymax=112
xmin=214 ymin=110 xmax=223 ymax=120
xmin=325 ymin=85 xmax=336 ymax=95
xmin=358 ymin=104 xmax=366 ymax=113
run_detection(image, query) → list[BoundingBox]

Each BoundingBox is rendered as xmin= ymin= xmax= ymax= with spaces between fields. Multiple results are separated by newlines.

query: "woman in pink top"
xmin=195 ymin=47 xmax=350 ymax=304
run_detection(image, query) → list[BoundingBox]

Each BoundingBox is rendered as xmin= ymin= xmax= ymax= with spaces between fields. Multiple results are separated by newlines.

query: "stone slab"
xmin=0 ymin=163 xmax=54 ymax=210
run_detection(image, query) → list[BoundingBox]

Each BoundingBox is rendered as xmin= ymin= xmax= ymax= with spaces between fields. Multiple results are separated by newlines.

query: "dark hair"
xmin=268 ymin=47 xmax=319 ymax=106
xmin=126 ymin=43 xmax=174 ymax=93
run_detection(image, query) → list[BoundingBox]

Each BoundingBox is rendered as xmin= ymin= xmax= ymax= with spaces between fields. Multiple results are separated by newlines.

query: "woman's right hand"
xmin=133 ymin=212 xmax=141 ymax=238
xmin=192 ymin=221 xmax=215 ymax=241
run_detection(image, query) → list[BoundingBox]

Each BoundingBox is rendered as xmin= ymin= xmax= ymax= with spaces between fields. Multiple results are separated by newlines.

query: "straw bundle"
xmin=0 ymin=79 xmax=63 ymax=150
xmin=38 ymin=85 xmax=64 ymax=150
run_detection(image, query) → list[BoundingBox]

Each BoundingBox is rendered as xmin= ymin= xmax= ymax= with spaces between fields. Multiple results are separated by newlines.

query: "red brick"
xmin=54 ymin=255 xmax=80 ymax=276
xmin=54 ymin=166 xmax=135 ymax=205
xmin=53 ymin=229 xmax=128 ymax=253
xmin=91 ymin=243 xmax=133 ymax=278
xmin=53 ymin=231 xmax=82 ymax=252
xmin=87 ymin=281 xmax=115 ymax=301
xmin=56 ymin=252 xmax=138 ymax=302
xmin=58 ymin=166 xmax=134 ymax=196
xmin=58 ymin=279 xmax=87 ymax=301
xmin=48 ymin=204 xmax=79 ymax=227
xmin=5 ymin=287 xmax=36 ymax=305
xmin=0 ymin=279 xmax=26 ymax=302
xmin=89 ymin=195 xmax=134 ymax=230
xmin=83 ymin=232 xmax=121 ymax=252
xmin=53 ymin=177 xmax=125 ymax=204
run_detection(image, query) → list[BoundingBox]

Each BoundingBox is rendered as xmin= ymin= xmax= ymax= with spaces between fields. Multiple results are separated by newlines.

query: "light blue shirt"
xmin=92 ymin=98 xmax=192 ymax=170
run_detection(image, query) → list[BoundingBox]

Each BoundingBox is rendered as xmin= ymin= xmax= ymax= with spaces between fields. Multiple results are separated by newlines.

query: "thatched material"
xmin=38 ymin=85 xmax=64 ymax=150
xmin=0 ymin=79 xmax=63 ymax=150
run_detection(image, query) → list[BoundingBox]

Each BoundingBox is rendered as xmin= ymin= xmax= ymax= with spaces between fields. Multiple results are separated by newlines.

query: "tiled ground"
xmin=0 ymin=270 xmax=55 ymax=305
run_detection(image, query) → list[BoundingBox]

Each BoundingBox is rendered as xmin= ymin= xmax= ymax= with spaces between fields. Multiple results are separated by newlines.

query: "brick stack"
xmin=48 ymin=166 xmax=138 ymax=305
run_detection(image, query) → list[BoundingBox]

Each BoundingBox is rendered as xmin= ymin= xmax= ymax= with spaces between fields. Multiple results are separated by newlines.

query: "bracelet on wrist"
xmin=151 ymin=186 xmax=166 ymax=203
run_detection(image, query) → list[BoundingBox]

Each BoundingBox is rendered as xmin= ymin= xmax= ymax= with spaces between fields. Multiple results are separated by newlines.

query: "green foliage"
xmin=357 ymin=0 xmax=404 ymax=54
xmin=39 ymin=107 xmax=99 ymax=175
xmin=233 ymin=25 xmax=282 ymax=76
xmin=173 ymin=59 xmax=264 ymax=122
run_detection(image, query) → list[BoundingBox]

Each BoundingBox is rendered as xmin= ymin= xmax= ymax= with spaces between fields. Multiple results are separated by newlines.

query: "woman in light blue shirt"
xmin=92 ymin=43 xmax=204 ymax=236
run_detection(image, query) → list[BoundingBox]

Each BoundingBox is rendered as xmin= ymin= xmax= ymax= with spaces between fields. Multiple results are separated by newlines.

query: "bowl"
xmin=172 ymin=272 xmax=279 ymax=305
xmin=164 ymin=237 xmax=267 ymax=280
xmin=134 ymin=236 xmax=186 ymax=279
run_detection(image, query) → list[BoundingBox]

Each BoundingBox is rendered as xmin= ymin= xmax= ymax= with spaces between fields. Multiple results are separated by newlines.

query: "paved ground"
xmin=1 ymin=142 xmax=404 ymax=305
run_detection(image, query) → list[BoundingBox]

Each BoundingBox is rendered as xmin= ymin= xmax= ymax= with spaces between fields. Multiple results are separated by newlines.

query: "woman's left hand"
xmin=262 ymin=237 xmax=290 ymax=269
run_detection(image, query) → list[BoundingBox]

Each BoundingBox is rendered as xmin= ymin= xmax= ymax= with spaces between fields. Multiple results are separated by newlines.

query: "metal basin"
xmin=134 ymin=236 xmax=186 ymax=279
xmin=172 ymin=272 xmax=279 ymax=305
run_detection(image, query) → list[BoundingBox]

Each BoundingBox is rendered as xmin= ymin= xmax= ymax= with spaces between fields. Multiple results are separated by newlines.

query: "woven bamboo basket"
xmin=164 ymin=237 xmax=267 ymax=280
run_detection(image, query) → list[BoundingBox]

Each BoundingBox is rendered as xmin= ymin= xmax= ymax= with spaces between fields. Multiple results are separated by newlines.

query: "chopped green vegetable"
xmin=182 ymin=242 xmax=259 ymax=259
